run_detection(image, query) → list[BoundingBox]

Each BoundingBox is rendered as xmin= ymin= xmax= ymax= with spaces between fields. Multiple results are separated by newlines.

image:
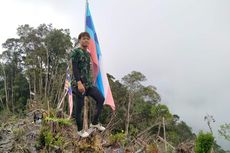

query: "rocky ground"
xmin=0 ymin=109 xmax=126 ymax=153
xmin=0 ymin=101 xmax=195 ymax=153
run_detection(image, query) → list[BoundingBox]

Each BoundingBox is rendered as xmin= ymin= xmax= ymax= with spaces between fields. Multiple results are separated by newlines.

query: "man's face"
xmin=79 ymin=36 xmax=90 ymax=48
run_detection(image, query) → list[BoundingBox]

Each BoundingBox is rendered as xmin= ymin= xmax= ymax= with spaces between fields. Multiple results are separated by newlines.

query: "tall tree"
xmin=1 ymin=38 xmax=28 ymax=113
xmin=121 ymin=71 xmax=161 ymax=136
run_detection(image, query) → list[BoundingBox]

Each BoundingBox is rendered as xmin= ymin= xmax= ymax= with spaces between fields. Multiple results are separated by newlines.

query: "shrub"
xmin=195 ymin=131 xmax=214 ymax=153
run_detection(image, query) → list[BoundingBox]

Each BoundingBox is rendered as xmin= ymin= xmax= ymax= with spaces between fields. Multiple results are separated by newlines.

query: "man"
xmin=71 ymin=32 xmax=105 ymax=138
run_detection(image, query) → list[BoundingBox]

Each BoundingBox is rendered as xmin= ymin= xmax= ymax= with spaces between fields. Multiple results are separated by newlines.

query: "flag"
xmin=64 ymin=66 xmax=73 ymax=118
xmin=86 ymin=2 xmax=115 ymax=111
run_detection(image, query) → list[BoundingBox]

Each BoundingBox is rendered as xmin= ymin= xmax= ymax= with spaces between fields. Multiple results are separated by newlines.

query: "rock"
xmin=176 ymin=141 xmax=194 ymax=153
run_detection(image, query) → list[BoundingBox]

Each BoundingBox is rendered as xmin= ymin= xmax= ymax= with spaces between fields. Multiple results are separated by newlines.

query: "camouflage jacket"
xmin=71 ymin=48 xmax=93 ymax=89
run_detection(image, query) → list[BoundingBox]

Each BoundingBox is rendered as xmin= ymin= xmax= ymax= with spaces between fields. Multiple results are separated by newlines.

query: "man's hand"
xmin=77 ymin=81 xmax=85 ymax=93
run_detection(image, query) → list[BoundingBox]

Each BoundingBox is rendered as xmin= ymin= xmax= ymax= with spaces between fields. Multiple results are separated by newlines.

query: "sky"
xmin=0 ymin=0 xmax=230 ymax=150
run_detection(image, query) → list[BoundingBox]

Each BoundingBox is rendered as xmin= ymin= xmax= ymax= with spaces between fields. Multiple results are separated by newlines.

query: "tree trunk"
xmin=1 ymin=64 xmax=9 ymax=111
xmin=47 ymin=58 xmax=58 ymax=96
xmin=33 ymin=70 xmax=37 ymax=98
xmin=44 ymin=48 xmax=49 ymax=101
xmin=34 ymin=69 xmax=38 ymax=99
xmin=28 ymin=75 xmax=32 ymax=100
xmin=125 ymin=92 xmax=132 ymax=136
xmin=0 ymin=96 xmax=5 ymax=109
xmin=47 ymin=64 xmax=57 ymax=96
xmin=11 ymin=77 xmax=14 ymax=113
xmin=48 ymin=64 xmax=59 ymax=103
xmin=39 ymin=66 xmax=43 ymax=98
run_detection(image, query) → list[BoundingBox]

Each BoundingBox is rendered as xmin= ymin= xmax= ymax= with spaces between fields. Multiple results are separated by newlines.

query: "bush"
xmin=109 ymin=130 xmax=127 ymax=146
xmin=195 ymin=131 xmax=214 ymax=153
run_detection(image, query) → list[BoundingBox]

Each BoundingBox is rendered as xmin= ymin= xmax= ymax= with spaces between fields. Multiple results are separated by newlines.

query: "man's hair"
xmin=78 ymin=32 xmax=90 ymax=40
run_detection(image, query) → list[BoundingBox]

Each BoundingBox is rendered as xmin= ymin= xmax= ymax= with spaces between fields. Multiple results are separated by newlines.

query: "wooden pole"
xmin=157 ymin=123 xmax=161 ymax=137
xmin=163 ymin=117 xmax=167 ymax=152
xmin=157 ymin=136 xmax=175 ymax=151
xmin=83 ymin=97 xmax=89 ymax=131
xmin=85 ymin=0 xmax=88 ymax=31
xmin=57 ymin=90 xmax=68 ymax=109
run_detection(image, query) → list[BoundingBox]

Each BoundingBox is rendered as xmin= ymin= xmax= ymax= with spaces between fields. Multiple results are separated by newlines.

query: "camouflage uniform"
xmin=71 ymin=48 xmax=93 ymax=88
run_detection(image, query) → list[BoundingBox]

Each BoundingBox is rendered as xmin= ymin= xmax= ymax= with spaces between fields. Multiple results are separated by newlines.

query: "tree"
xmin=204 ymin=114 xmax=215 ymax=134
xmin=219 ymin=123 xmax=230 ymax=142
xmin=122 ymin=71 xmax=147 ymax=135
xmin=17 ymin=24 xmax=72 ymax=104
xmin=119 ymin=71 xmax=162 ymax=137
xmin=195 ymin=131 xmax=214 ymax=153
xmin=0 ymin=62 xmax=9 ymax=111
xmin=0 ymin=24 xmax=72 ymax=113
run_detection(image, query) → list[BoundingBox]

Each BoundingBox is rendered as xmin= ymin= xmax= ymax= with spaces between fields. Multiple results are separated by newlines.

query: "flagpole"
xmin=83 ymin=0 xmax=89 ymax=132
xmin=85 ymin=0 xmax=88 ymax=31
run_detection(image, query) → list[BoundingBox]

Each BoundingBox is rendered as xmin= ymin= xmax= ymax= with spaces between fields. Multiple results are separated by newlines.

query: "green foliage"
xmin=195 ymin=131 xmax=214 ymax=153
xmin=106 ymin=71 xmax=195 ymax=148
xmin=167 ymin=131 xmax=180 ymax=145
xmin=166 ymin=120 xmax=194 ymax=145
xmin=219 ymin=123 xmax=230 ymax=141
xmin=53 ymin=133 xmax=63 ymax=146
xmin=109 ymin=130 xmax=127 ymax=146
xmin=122 ymin=71 xmax=146 ymax=91
xmin=44 ymin=117 xmax=72 ymax=126
xmin=36 ymin=112 xmax=72 ymax=150
xmin=44 ymin=130 xmax=53 ymax=146
xmin=38 ymin=126 xmax=60 ymax=148
xmin=33 ymin=111 xmax=69 ymax=151
xmin=150 ymin=104 xmax=172 ymax=119
xmin=0 ymin=24 xmax=72 ymax=113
